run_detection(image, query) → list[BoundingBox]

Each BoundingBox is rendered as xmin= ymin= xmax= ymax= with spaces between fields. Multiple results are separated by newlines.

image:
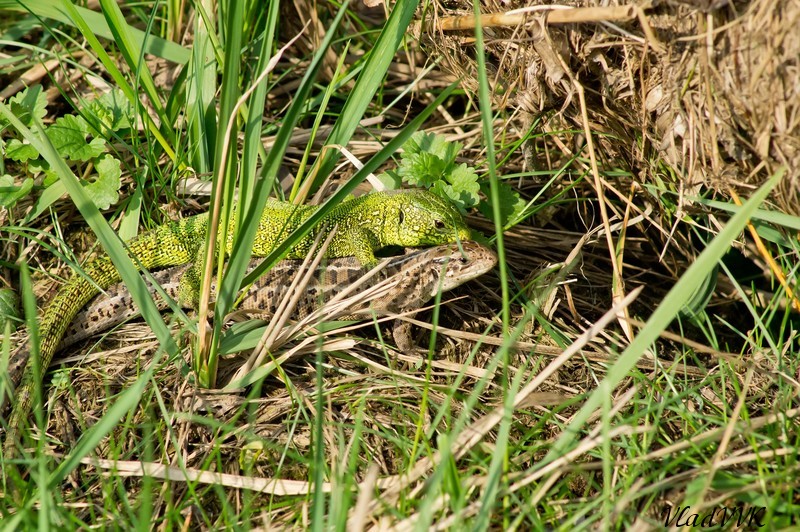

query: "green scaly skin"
xmin=4 ymin=189 xmax=470 ymax=457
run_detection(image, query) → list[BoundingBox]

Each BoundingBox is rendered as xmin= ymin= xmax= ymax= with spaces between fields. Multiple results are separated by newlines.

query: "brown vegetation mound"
xmin=421 ymin=0 xmax=800 ymax=213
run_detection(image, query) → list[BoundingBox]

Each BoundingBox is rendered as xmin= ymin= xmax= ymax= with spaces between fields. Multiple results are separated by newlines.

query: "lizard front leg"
xmin=391 ymin=319 xmax=417 ymax=352
xmin=337 ymin=228 xmax=380 ymax=268
xmin=178 ymin=244 xmax=207 ymax=309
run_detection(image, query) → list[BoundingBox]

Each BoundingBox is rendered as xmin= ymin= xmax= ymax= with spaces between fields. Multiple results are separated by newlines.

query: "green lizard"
xmin=5 ymin=241 xmax=496 ymax=388
xmin=4 ymin=189 xmax=471 ymax=454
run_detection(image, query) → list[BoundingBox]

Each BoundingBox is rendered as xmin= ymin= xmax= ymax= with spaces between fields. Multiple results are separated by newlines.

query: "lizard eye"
xmin=399 ymin=210 xmax=405 ymax=225
xmin=434 ymin=219 xmax=445 ymax=230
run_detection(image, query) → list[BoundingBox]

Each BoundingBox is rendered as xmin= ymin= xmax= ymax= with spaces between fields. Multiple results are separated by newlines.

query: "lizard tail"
xmin=4 ymin=216 xmax=202 ymax=457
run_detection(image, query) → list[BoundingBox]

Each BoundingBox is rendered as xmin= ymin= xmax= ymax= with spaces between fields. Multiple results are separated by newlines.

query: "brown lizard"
xmin=6 ymin=242 xmax=497 ymax=388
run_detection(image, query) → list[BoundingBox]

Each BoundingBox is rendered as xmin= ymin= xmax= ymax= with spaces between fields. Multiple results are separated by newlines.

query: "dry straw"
xmin=420 ymin=0 xmax=800 ymax=213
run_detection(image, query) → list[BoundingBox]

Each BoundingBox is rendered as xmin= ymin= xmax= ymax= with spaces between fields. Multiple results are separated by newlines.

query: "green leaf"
xmin=478 ymin=182 xmax=526 ymax=226
xmin=47 ymin=115 xmax=106 ymax=161
xmin=5 ymin=138 xmax=39 ymax=161
xmin=85 ymin=89 xmax=132 ymax=135
xmin=43 ymin=169 xmax=59 ymax=186
xmin=28 ymin=158 xmax=50 ymax=175
xmin=432 ymin=135 xmax=461 ymax=164
xmin=397 ymin=151 xmax=447 ymax=187
xmin=403 ymin=131 xmax=430 ymax=155
xmin=446 ymin=163 xmax=480 ymax=204
xmin=432 ymin=167 xmax=480 ymax=211
xmin=1 ymin=85 xmax=47 ymax=128
xmin=83 ymin=155 xmax=121 ymax=209
xmin=0 ymin=174 xmax=34 ymax=207
xmin=396 ymin=131 xmax=478 ymax=203
xmin=430 ymin=181 xmax=468 ymax=212
xmin=405 ymin=131 xmax=462 ymax=164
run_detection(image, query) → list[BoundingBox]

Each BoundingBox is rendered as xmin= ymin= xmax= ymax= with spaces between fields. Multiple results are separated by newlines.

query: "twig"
xmin=432 ymin=5 xmax=636 ymax=32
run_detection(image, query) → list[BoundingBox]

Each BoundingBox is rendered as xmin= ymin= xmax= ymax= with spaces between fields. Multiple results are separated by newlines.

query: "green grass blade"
xmin=15 ymin=263 xmax=48 ymax=512
xmin=238 ymin=1 xmax=279 ymax=216
xmin=0 ymin=103 xmax=181 ymax=482
xmin=540 ymin=167 xmax=785 ymax=466
xmin=290 ymin=44 xmax=350 ymax=199
xmin=301 ymin=0 xmax=420 ymax=195
xmin=192 ymin=0 xmax=275 ymax=387
xmin=208 ymin=2 xmax=352 ymax=363
xmin=472 ymin=1 xmax=509 ymax=331
xmin=194 ymin=0 xmax=250 ymax=386
xmin=182 ymin=0 xmax=219 ymax=174
xmin=238 ymin=81 xmax=460 ymax=289
xmin=97 ymin=0 xmax=168 ymax=122
xmin=3 ymin=0 xmax=190 ymax=63
xmin=470 ymin=4 xmax=512 ymax=522
xmin=689 ymin=195 xmax=800 ymax=231
xmin=55 ymin=0 xmax=177 ymax=164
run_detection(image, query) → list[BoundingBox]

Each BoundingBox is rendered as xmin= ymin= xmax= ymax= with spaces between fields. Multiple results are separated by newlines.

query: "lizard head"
xmin=389 ymin=189 xmax=472 ymax=247
xmin=436 ymin=241 xmax=497 ymax=291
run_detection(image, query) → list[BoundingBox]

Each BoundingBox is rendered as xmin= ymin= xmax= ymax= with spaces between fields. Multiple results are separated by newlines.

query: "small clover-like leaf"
xmin=84 ymin=104 xmax=113 ymax=136
xmin=431 ymin=179 xmax=478 ymax=213
xmin=430 ymin=135 xmax=461 ymax=166
xmin=83 ymin=155 xmax=121 ymax=209
xmin=397 ymin=152 xmax=447 ymax=187
xmin=445 ymin=163 xmax=480 ymax=208
xmin=47 ymin=114 xmax=106 ymax=161
xmin=2 ymin=85 xmax=48 ymax=128
xmin=478 ymin=182 xmax=527 ymax=227
xmin=403 ymin=131 xmax=461 ymax=165
xmin=393 ymin=131 xmax=482 ymax=212
xmin=42 ymin=168 xmax=59 ymax=186
xmin=85 ymin=89 xmax=133 ymax=135
xmin=5 ymin=138 xmax=39 ymax=162
xmin=430 ymin=181 xmax=459 ymax=209
xmin=402 ymin=131 xmax=431 ymax=156
xmin=29 ymin=158 xmax=51 ymax=176
xmin=0 ymin=174 xmax=34 ymax=207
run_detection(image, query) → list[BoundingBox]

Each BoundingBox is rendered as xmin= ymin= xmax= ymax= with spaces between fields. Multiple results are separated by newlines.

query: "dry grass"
xmin=2 ymin=0 xmax=799 ymax=529
xmin=421 ymin=0 xmax=800 ymax=212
